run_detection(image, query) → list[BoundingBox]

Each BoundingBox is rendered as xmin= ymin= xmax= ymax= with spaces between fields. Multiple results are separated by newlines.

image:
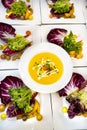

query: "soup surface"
xmin=28 ymin=52 xmax=64 ymax=85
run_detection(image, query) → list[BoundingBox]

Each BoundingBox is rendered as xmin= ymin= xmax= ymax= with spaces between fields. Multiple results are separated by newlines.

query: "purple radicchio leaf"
xmin=58 ymin=72 xmax=85 ymax=97
xmin=0 ymin=22 xmax=16 ymax=42
xmin=1 ymin=0 xmax=15 ymax=9
xmin=80 ymin=80 xmax=87 ymax=90
xmin=7 ymin=104 xmax=23 ymax=117
xmin=68 ymin=102 xmax=84 ymax=119
xmin=47 ymin=28 xmax=67 ymax=46
xmin=50 ymin=9 xmax=64 ymax=18
xmin=0 ymin=76 xmax=24 ymax=105
xmin=51 ymin=0 xmax=57 ymax=3
xmin=9 ymin=13 xmax=20 ymax=19
xmin=2 ymin=47 xmax=17 ymax=56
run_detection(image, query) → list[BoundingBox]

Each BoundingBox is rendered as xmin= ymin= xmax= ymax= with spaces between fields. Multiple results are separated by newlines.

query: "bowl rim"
xmin=19 ymin=42 xmax=73 ymax=93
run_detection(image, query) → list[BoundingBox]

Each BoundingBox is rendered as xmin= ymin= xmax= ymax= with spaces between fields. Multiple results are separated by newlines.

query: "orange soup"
xmin=28 ymin=52 xmax=64 ymax=85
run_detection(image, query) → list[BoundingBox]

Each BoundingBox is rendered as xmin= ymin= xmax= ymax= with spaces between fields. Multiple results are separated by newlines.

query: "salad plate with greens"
xmin=0 ymin=22 xmax=41 ymax=69
xmin=47 ymin=0 xmax=75 ymax=19
xmin=41 ymin=0 xmax=85 ymax=24
xmin=41 ymin=24 xmax=87 ymax=67
xmin=51 ymin=67 xmax=87 ymax=130
xmin=0 ymin=0 xmax=40 ymax=25
xmin=0 ymin=70 xmax=53 ymax=130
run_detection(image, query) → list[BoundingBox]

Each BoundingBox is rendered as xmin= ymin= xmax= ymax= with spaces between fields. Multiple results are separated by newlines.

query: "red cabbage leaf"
xmin=1 ymin=0 xmax=15 ymax=9
xmin=0 ymin=22 xmax=16 ymax=42
xmin=58 ymin=72 xmax=87 ymax=119
xmin=67 ymin=102 xmax=84 ymax=119
xmin=51 ymin=0 xmax=57 ymax=3
xmin=58 ymin=73 xmax=85 ymax=97
xmin=0 ymin=76 xmax=24 ymax=105
xmin=47 ymin=28 xmax=67 ymax=46
xmin=6 ymin=104 xmax=23 ymax=117
xmin=2 ymin=47 xmax=17 ymax=56
xmin=8 ymin=13 xmax=19 ymax=19
xmin=50 ymin=9 xmax=65 ymax=18
xmin=66 ymin=82 xmax=87 ymax=119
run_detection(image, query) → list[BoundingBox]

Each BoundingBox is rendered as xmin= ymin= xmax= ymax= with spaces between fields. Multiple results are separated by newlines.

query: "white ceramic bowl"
xmin=19 ymin=42 xmax=72 ymax=93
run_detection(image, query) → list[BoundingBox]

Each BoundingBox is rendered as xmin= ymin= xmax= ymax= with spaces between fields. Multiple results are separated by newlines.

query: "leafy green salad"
xmin=1 ymin=0 xmax=33 ymax=20
xmin=52 ymin=0 xmax=71 ymax=14
xmin=9 ymin=87 xmax=33 ymax=113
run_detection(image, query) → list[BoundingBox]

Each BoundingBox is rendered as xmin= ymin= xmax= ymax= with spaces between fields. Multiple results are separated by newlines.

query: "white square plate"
xmin=82 ymin=0 xmax=87 ymax=21
xmin=0 ymin=70 xmax=53 ymax=130
xmin=83 ymin=0 xmax=87 ymax=25
xmin=0 ymin=0 xmax=41 ymax=25
xmin=0 ymin=25 xmax=41 ymax=69
xmin=51 ymin=67 xmax=87 ymax=130
xmin=41 ymin=24 xmax=87 ymax=67
xmin=40 ymin=0 xmax=85 ymax=24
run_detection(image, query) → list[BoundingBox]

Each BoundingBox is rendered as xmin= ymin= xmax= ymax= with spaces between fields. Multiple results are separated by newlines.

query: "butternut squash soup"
xmin=28 ymin=52 xmax=64 ymax=85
